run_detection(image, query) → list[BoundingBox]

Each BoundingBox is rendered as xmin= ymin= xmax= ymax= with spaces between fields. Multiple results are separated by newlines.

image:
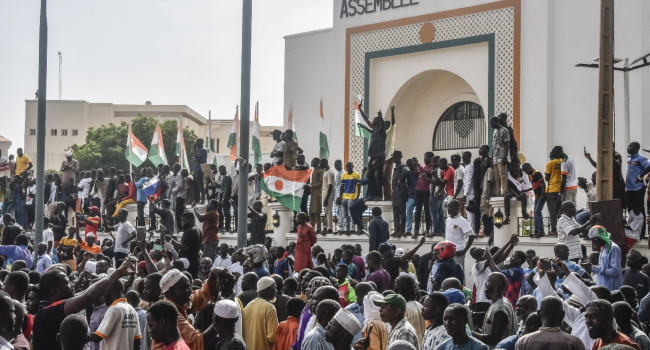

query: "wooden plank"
xmin=596 ymin=0 xmax=615 ymax=201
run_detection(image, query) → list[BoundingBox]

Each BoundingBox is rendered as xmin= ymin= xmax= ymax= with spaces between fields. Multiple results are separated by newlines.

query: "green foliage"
xmin=71 ymin=116 xmax=198 ymax=172
xmin=45 ymin=169 xmax=60 ymax=176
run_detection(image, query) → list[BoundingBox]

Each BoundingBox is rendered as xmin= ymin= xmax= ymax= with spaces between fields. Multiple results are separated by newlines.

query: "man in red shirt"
xmin=194 ymin=200 xmax=220 ymax=261
xmin=442 ymin=159 xmax=456 ymax=198
xmin=77 ymin=206 xmax=101 ymax=239
xmin=294 ymin=212 xmax=317 ymax=272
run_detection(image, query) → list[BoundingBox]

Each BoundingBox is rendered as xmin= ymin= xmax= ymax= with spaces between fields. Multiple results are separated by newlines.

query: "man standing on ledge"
xmin=193 ymin=138 xmax=208 ymax=202
xmin=625 ymin=142 xmax=650 ymax=241
xmin=490 ymin=116 xmax=509 ymax=197
xmin=60 ymin=150 xmax=79 ymax=185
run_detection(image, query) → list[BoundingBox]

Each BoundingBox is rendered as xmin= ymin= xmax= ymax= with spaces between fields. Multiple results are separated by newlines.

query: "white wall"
xmin=285 ymin=0 xmax=650 ymax=209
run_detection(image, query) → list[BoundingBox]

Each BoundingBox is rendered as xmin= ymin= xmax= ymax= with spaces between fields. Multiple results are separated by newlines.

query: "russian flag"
xmin=143 ymin=177 xmax=160 ymax=197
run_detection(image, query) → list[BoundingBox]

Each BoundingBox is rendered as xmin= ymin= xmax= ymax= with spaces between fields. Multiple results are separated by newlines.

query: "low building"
xmin=24 ymin=100 xmax=280 ymax=171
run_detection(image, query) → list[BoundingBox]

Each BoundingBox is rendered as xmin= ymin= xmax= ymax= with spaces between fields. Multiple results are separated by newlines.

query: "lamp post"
xmin=576 ymin=52 xmax=650 ymax=148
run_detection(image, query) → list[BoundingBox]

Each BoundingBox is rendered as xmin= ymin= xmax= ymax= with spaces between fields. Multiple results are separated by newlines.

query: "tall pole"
xmin=208 ymin=111 xmax=212 ymax=165
xmin=34 ymin=0 xmax=48 ymax=262
xmin=596 ymin=0 xmax=615 ymax=201
xmin=237 ymin=0 xmax=252 ymax=249
xmin=58 ymin=51 xmax=62 ymax=100
xmin=623 ymin=58 xmax=630 ymax=147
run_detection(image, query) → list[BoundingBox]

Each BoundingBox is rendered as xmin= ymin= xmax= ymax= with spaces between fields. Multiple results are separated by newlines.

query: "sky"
xmin=0 ymin=0 xmax=333 ymax=154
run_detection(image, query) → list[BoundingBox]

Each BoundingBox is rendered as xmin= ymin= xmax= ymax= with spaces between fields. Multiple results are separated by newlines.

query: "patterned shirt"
xmin=210 ymin=330 xmax=247 ymax=350
xmin=388 ymin=318 xmax=420 ymax=350
xmin=557 ymin=215 xmax=582 ymax=260
xmin=626 ymin=327 xmax=650 ymax=350
xmin=492 ymin=127 xmax=510 ymax=164
xmin=423 ymin=325 xmax=449 ymax=350
xmin=484 ymin=297 xmax=518 ymax=343
xmin=555 ymin=260 xmax=586 ymax=289
xmin=83 ymin=304 xmax=109 ymax=350
xmin=501 ymin=268 xmax=525 ymax=308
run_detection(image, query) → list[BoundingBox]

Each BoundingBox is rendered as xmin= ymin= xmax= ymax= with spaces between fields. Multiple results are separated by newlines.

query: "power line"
xmin=58 ymin=51 xmax=62 ymax=99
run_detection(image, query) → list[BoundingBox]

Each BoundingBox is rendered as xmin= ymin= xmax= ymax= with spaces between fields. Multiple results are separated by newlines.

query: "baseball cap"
xmin=373 ymin=293 xmax=406 ymax=311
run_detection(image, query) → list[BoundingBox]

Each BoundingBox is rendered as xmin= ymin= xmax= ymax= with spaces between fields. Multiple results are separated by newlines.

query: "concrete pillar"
xmin=366 ymin=201 xmax=394 ymax=232
xmin=489 ymin=197 xmax=522 ymax=248
xmin=269 ymin=202 xmax=292 ymax=247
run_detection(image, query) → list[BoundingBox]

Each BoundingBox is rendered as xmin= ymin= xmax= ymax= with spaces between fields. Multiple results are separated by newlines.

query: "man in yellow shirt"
xmin=544 ymin=156 xmax=563 ymax=236
xmin=336 ymin=162 xmax=361 ymax=233
xmin=14 ymin=148 xmax=33 ymax=180
xmin=242 ymin=277 xmax=279 ymax=350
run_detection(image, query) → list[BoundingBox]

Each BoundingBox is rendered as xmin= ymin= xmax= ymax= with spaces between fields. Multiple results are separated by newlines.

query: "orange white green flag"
xmin=125 ymin=122 xmax=148 ymax=167
xmin=227 ymin=106 xmax=239 ymax=162
xmin=260 ymin=165 xmax=312 ymax=212
xmin=175 ymin=118 xmax=190 ymax=169
xmin=354 ymin=95 xmax=370 ymax=139
xmin=148 ymin=117 xmax=168 ymax=167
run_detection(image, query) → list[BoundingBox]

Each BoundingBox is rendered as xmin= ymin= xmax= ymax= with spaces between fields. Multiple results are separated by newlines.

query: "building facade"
xmin=24 ymin=100 xmax=280 ymax=171
xmin=284 ymin=0 xmax=650 ymax=207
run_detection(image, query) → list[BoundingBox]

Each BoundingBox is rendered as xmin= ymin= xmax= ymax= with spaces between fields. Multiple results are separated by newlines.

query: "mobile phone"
xmin=137 ymin=226 xmax=146 ymax=241
xmin=540 ymin=259 xmax=551 ymax=271
xmin=584 ymin=146 xmax=587 ymax=153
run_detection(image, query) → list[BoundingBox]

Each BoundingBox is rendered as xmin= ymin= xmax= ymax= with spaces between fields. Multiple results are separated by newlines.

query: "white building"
xmin=23 ymin=100 xmax=281 ymax=171
xmin=284 ymin=0 xmax=650 ymax=208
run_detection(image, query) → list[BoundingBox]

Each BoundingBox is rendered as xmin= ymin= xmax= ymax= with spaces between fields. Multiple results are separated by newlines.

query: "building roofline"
xmin=284 ymin=27 xmax=333 ymax=39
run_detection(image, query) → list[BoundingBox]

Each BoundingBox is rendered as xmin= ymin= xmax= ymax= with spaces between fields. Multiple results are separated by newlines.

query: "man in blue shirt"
xmin=625 ymin=142 xmax=650 ymax=239
xmin=588 ymin=226 xmax=623 ymax=290
xmin=369 ymin=207 xmax=389 ymax=252
xmin=193 ymin=138 xmax=208 ymax=202
xmin=0 ymin=234 xmax=33 ymax=269
xmin=134 ymin=168 xmax=149 ymax=227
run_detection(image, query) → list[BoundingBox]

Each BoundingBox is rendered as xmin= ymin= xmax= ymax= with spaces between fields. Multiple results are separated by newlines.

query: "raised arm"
xmin=137 ymin=239 xmax=159 ymax=274
xmin=64 ymin=258 xmax=135 ymax=316
xmin=402 ymin=236 xmax=426 ymax=262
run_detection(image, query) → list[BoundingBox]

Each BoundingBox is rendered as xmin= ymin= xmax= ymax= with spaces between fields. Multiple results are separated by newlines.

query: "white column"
xmin=269 ymin=202 xmax=292 ymax=247
xmin=489 ymin=197 xmax=522 ymax=248
xmin=366 ymin=201 xmax=394 ymax=232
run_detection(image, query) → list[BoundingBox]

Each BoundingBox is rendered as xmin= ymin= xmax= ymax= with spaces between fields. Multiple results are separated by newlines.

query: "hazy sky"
xmin=0 ymin=0 xmax=333 ymax=154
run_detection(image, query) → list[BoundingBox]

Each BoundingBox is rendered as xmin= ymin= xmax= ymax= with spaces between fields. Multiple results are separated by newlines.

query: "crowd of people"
xmin=0 ymin=106 xmax=649 ymax=350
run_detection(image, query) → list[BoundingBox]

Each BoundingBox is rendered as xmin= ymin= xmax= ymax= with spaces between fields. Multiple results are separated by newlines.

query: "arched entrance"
xmin=387 ymin=69 xmax=485 ymax=159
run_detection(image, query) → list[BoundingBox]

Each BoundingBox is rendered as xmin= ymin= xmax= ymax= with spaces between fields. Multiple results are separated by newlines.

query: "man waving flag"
xmin=260 ymin=165 xmax=312 ymax=212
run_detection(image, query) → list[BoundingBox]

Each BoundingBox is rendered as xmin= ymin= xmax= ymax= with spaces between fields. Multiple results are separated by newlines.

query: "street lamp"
xmin=576 ymin=52 xmax=650 ymax=147
xmin=273 ymin=213 xmax=280 ymax=228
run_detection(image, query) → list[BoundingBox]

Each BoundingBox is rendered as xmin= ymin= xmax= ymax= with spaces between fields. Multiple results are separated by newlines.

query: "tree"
xmin=71 ymin=116 xmax=198 ymax=173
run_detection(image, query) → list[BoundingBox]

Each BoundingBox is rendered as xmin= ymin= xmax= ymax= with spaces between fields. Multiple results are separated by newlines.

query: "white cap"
xmin=395 ymin=248 xmax=405 ymax=257
xmin=257 ymin=276 xmax=276 ymax=292
xmin=65 ymin=151 xmax=72 ymax=157
xmin=179 ymin=258 xmax=189 ymax=269
xmin=213 ymin=300 xmax=239 ymax=319
xmin=160 ymin=269 xmax=184 ymax=293
xmin=333 ymin=308 xmax=362 ymax=336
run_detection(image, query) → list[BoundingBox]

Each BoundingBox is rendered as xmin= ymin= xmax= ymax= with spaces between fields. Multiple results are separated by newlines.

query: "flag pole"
xmin=157 ymin=115 xmax=161 ymax=168
xmin=238 ymin=0 xmax=252 ymax=249
xmin=129 ymin=120 xmax=133 ymax=175
xmin=208 ymin=110 xmax=211 ymax=166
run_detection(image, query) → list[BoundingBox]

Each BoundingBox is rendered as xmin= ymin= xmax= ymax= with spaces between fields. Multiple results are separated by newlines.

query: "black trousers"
xmin=194 ymin=170 xmax=204 ymax=202
xmin=393 ymin=202 xmax=406 ymax=234
xmin=175 ymin=197 xmax=185 ymax=231
xmin=223 ymin=199 xmax=232 ymax=231
xmin=137 ymin=201 xmax=146 ymax=227
xmin=367 ymin=157 xmax=385 ymax=199
xmin=414 ymin=190 xmax=431 ymax=232
xmin=627 ymin=189 xmax=647 ymax=238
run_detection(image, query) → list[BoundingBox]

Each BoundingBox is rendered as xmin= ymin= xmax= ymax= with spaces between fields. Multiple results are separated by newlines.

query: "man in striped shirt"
xmin=557 ymin=201 xmax=600 ymax=263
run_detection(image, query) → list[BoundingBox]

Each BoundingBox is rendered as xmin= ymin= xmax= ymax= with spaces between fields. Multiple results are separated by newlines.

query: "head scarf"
xmin=363 ymin=292 xmax=383 ymax=326
xmin=160 ymin=269 xmax=184 ymax=293
xmin=307 ymin=277 xmax=331 ymax=298
xmin=588 ymin=226 xmax=612 ymax=253
xmin=244 ymin=244 xmax=268 ymax=264
xmin=333 ymin=308 xmax=362 ymax=336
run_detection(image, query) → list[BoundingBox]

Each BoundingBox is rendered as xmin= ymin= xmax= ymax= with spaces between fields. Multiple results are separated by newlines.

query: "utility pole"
xmin=58 ymin=51 xmax=62 ymax=100
xmin=237 ymin=0 xmax=252 ymax=249
xmin=34 ymin=0 xmax=48 ymax=262
xmin=596 ymin=0 xmax=615 ymax=201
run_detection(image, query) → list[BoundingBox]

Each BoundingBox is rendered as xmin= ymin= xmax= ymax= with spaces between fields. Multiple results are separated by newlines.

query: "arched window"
xmin=432 ymin=101 xmax=486 ymax=151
